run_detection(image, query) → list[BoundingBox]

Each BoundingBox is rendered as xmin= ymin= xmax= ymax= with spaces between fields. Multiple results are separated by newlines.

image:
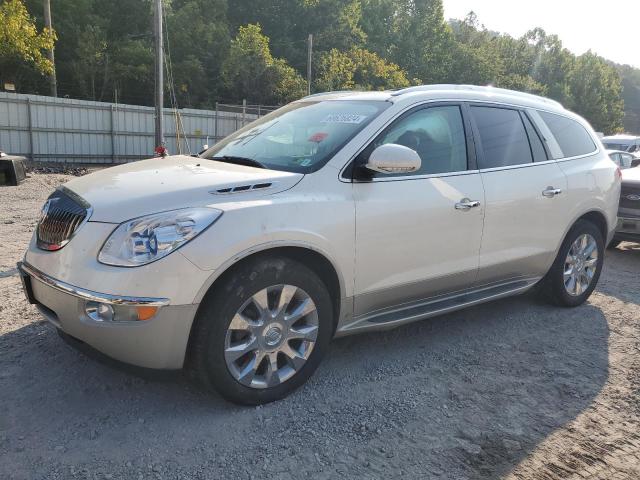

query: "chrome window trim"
xmin=17 ymin=261 xmax=170 ymax=307
xmin=353 ymin=169 xmax=480 ymax=183
xmin=476 ymin=150 xmax=601 ymax=174
xmin=338 ymin=97 xmax=600 ymax=183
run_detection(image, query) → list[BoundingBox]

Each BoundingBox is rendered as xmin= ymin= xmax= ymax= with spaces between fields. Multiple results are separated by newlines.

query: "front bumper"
xmin=614 ymin=216 xmax=640 ymax=243
xmin=18 ymin=262 xmax=198 ymax=369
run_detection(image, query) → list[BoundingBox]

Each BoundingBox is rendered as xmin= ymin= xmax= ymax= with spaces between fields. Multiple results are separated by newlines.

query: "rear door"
xmin=469 ymin=104 xmax=570 ymax=285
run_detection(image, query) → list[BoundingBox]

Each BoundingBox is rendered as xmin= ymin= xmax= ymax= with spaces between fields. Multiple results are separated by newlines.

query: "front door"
xmin=352 ymin=103 xmax=485 ymax=316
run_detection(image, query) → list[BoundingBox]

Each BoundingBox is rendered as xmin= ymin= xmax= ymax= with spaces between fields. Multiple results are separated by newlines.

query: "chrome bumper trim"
xmin=17 ymin=261 xmax=170 ymax=307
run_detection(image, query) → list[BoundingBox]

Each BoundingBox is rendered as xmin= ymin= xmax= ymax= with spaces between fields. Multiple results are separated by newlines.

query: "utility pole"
xmin=307 ymin=34 xmax=313 ymax=96
xmin=43 ymin=0 xmax=57 ymax=97
xmin=153 ymin=0 xmax=165 ymax=154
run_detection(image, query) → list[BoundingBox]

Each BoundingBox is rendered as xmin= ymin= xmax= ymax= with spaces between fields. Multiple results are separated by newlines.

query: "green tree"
xmin=221 ymin=23 xmax=306 ymax=104
xmin=567 ymin=52 xmax=624 ymax=133
xmin=315 ymin=47 xmax=409 ymax=91
xmin=448 ymin=13 xmax=503 ymax=85
xmin=0 ymin=0 xmax=56 ymax=84
xmin=616 ymin=64 xmax=640 ymax=133
xmin=228 ymin=0 xmax=366 ymax=72
xmin=361 ymin=0 xmax=456 ymax=83
xmin=166 ymin=0 xmax=230 ymax=108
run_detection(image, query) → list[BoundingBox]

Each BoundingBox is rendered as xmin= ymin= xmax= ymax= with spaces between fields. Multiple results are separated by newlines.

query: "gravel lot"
xmin=1 ymin=173 xmax=639 ymax=480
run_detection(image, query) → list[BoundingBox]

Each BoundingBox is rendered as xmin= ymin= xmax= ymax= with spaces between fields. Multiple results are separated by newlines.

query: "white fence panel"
xmin=0 ymin=92 xmax=261 ymax=164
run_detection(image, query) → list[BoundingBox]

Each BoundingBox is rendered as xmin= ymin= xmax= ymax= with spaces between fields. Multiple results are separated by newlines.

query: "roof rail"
xmin=300 ymin=90 xmax=361 ymax=100
xmin=390 ymin=84 xmax=563 ymax=108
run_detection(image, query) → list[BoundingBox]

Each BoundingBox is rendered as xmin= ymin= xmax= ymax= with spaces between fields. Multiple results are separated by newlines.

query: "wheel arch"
xmin=576 ymin=210 xmax=608 ymax=241
xmin=191 ymin=243 xmax=345 ymax=329
xmin=547 ymin=208 xmax=610 ymax=275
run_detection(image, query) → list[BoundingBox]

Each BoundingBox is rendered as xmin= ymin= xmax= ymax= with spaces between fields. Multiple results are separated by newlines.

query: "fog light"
xmin=85 ymin=302 xmax=115 ymax=322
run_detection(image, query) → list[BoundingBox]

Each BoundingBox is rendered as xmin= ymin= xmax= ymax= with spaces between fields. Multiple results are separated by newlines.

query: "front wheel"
xmin=539 ymin=220 xmax=604 ymax=307
xmin=187 ymin=256 xmax=333 ymax=405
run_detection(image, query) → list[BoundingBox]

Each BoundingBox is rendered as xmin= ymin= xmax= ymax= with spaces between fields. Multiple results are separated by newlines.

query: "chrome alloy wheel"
xmin=563 ymin=233 xmax=599 ymax=296
xmin=224 ymin=284 xmax=319 ymax=389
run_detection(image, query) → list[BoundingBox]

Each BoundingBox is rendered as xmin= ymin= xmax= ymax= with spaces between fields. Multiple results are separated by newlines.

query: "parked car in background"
xmin=609 ymin=167 xmax=640 ymax=248
xmin=18 ymin=85 xmax=621 ymax=405
xmin=607 ymin=149 xmax=637 ymax=169
xmin=602 ymin=134 xmax=640 ymax=166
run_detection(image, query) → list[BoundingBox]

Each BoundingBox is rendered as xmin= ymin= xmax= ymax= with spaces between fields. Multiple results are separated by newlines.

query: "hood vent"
xmin=213 ymin=182 xmax=274 ymax=195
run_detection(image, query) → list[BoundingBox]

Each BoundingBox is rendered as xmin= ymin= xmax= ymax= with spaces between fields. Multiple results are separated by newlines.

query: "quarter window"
xmin=537 ymin=111 xmax=596 ymax=158
xmin=363 ymin=105 xmax=468 ymax=177
xmin=471 ymin=106 xmax=533 ymax=168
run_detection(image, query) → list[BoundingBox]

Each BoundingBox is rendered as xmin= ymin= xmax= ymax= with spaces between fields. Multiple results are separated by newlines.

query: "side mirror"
xmin=202 ymin=144 xmax=209 ymax=151
xmin=365 ymin=143 xmax=421 ymax=174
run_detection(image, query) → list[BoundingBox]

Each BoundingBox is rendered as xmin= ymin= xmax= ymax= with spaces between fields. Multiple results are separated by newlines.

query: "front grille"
xmin=620 ymin=185 xmax=640 ymax=211
xmin=37 ymin=187 xmax=91 ymax=251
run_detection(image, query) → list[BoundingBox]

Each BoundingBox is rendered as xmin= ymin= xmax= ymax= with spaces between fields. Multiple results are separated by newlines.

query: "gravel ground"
xmin=1 ymin=174 xmax=639 ymax=480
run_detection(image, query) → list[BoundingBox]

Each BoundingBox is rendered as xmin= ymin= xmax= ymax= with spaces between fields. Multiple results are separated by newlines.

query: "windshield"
xmin=202 ymin=100 xmax=390 ymax=173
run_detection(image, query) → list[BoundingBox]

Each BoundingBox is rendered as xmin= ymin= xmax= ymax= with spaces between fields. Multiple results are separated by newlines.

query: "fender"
xmin=190 ymin=240 xmax=348 ymax=308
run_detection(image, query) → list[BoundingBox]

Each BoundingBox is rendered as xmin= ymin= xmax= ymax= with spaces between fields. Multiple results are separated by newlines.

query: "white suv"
xmin=19 ymin=85 xmax=621 ymax=404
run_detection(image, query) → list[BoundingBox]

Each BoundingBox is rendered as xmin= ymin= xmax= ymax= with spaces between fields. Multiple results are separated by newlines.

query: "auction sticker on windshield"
xmin=321 ymin=114 xmax=368 ymax=124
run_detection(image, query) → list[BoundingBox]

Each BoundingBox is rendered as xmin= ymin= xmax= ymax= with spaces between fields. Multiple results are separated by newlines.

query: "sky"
xmin=442 ymin=0 xmax=640 ymax=68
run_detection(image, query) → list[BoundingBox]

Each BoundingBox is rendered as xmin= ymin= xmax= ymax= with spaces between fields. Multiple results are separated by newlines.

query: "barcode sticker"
xmin=321 ymin=114 xmax=368 ymax=124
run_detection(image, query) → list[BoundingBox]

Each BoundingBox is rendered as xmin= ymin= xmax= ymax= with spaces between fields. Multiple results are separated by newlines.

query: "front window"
xmin=202 ymin=100 xmax=390 ymax=173
xmin=359 ymin=105 xmax=468 ymax=177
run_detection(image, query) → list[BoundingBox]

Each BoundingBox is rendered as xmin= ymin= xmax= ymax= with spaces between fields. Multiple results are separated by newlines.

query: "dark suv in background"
xmin=611 ymin=167 xmax=640 ymax=247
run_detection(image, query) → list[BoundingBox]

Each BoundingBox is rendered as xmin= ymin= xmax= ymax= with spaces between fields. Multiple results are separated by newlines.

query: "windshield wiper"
xmin=209 ymin=155 xmax=266 ymax=169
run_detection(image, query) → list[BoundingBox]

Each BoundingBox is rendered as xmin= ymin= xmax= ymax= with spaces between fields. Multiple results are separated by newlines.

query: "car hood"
xmin=64 ymin=155 xmax=303 ymax=223
xmin=622 ymin=167 xmax=640 ymax=187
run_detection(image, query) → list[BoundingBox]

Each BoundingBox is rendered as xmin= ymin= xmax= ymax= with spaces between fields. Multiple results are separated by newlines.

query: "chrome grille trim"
xmin=17 ymin=262 xmax=170 ymax=307
xmin=621 ymin=185 xmax=640 ymax=210
xmin=36 ymin=187 xmax=92 ymax=251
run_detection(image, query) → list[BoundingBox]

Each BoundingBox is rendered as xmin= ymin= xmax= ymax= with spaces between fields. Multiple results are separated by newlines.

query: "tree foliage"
xmin=222 ymin=24 xmax=306 ymax=104
xmin=315 ymin=47 xmax=410 ymax=91
xmin=7 ymin=0 xmax=638 ymax=134
xmin=0 ymin=0 xmax=56 ymax=78
xmin=567 ymin=52 xmax=624 ymax=133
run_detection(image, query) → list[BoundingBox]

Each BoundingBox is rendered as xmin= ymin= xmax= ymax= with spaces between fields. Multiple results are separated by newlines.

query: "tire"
xmin=607 ymin=239 xmax=622 ymax=250
xmin=187 ymin=255 xmax=334 ymax=405
xmin=539 ymin=219 xmax=604 ymax=307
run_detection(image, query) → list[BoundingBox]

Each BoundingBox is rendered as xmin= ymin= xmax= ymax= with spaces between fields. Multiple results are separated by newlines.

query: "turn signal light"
xmin=136 ymin=306 xmax=159 ymax=321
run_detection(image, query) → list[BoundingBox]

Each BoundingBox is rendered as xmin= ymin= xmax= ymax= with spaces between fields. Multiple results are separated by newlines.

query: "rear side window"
xmin=537 ymin=111 xmax=596 ymax=158
xmin=471 ymin=106 xmax=533 ymax=168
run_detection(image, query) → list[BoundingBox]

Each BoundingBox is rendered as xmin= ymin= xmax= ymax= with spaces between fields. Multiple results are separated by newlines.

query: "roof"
xmin=602 ymin=134 xmax=640 ymax=142
xmin=300 ymin=84 xmax=566 ymax=112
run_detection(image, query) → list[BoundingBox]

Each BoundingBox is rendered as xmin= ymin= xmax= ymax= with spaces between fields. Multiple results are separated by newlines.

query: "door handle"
xmin=455 ymin=198 xmax=481 ymax=210
xmin=542 ymin=186 xmax=562 ymax=198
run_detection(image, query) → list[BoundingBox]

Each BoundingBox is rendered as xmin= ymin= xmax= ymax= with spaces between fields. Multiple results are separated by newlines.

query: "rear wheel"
xmin=188 ymin=256 xmax=333 ymax=405
xmin=540 ymin=220 xmax=604 ymax=307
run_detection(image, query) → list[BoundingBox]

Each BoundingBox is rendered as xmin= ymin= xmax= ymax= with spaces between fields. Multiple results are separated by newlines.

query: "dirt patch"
xmin=1 ymin=174 xmax=639 ymax=479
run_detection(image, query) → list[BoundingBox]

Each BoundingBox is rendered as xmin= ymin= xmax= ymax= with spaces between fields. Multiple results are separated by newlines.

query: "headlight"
xmin=98 ymin=208 xmax=222 ymax=267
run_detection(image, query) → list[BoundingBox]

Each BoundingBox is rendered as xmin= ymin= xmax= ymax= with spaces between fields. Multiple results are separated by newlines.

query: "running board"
xmin=337 ymin=277 xmax=540 ymax=335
